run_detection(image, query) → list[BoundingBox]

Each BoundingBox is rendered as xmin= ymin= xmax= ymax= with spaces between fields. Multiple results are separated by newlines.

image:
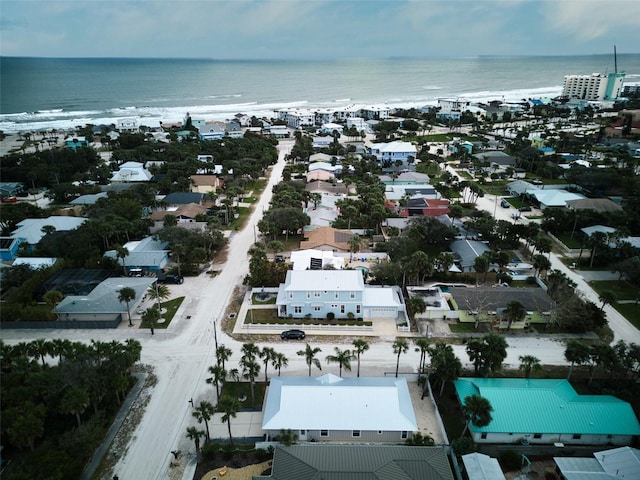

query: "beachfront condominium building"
xmin=562 ymin=72 xmax=625 ymax=101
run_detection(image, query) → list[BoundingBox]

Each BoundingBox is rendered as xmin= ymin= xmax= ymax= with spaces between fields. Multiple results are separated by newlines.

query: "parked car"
xmin=157 ymin=274 xmax=184 ymax=284
xmin=500 ymin=200 xmax=510 ymax=208
xmin=281 ymin=329 xmax=305 ymax=340
xmin=519 ymin=206 xmax=532 ymax=212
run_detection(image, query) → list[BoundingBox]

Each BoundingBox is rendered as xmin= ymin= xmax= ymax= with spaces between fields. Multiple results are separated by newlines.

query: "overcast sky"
xmin=1 ymin=0 xmax=639 ymax=59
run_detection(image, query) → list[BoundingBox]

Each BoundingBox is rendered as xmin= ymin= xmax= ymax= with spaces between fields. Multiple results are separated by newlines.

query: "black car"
xmin=519 ymin=206 xmax=532 ymax=212
xmin=157 ymin=274 xmax=184 ymax=284
xmin=281 ymin=329 xmax=305 ymax=340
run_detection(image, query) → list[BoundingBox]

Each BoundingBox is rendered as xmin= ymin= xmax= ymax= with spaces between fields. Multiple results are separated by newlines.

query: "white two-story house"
xmin=370 ymin=141 xmax=417 ymax=167
xmin=275 ymin=270 xmax=405 ymax=321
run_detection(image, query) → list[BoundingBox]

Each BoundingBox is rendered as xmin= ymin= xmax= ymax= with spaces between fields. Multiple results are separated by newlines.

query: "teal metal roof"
xmin=454 ymin=378 xmax=640 ymax=436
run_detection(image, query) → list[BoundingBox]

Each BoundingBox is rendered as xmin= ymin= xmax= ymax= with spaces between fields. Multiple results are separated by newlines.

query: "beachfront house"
xmin=454 ymin=378 xmax=640 ymax=446
xmin=275 ymin=269 xmax=405 ymax=320
xmin=116 ymin=118 xmax=139 ymax=133
xmin=262 ymin=374 xmax=418 ymax=443
xmin=436 ymin=98 xmax=471 ymax=121
xmin=197 ymin=123 xmax=225 ymax=141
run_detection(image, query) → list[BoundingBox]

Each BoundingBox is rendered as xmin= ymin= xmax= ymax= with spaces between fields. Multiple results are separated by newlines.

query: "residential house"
xmin=69 ymin=192 xmax=109 ymax=206
xmin=0 ymin=182 xmax=24 ymax=198
xmin=268 ymin=125 xmax=289 ymax=138
xmin=262 ymin=374 xmax=418 ymax=443
xmin=312 ymin=136 xmax=334 ymax=149
xmin=233 ymin=113 xmax=252 ymax=127
xmin=554 ymin=446 xmax=640 ymax=479
xmin=53 ymin=276 xmax=156 ymax=323
xmin=197 ymin=123 xmax=225 ymax=141
xmin=309 ymin=153 xmax=334 ymax=163
xmin=566 ymin=198 xmax=623 ymax=214
xmin=253 ymin=445 xmax=454 ymax=480
xmin=225 ymin=121 xmax=244 ymax=138
xmin=116 ymin=118 xmax=139 ymax=133
xmin=104 ymin=237 xmax=169 ymax=275
xmin=379 ymin=171 xmax=432 ymax=185
xmin=277 ymin=109 xmax=316 ymax=129
xmin=359 ymin=105 xmax=391 ymax=120
xmin=162 ymin=192 xmax=207 ymax=207
xmin=528 ymin=189 xmax=585 ymax=209
xmin=398 ymin=198 xmax=451 ymax=218
xmin=64 ymin=136 xmax=89 ymax=150
xmin=449 ymin=239 xmax=492 ymax=272
xmin=473 ymin=151 xmax=517 ymax=171
xmin=290 ymin=249 xmax=345 ymax=270
xmin=149 ymin=203 xmax=208 ymax=230
xmin=436 ymin=98 xmax=471 ymax=121
xmin=305 ymin=180 xmax=349 ymax=196
xmin=11 ymin=257 xmax=57 ymax=269
xmin=110 ymin=161 xmax=153 ymax=183
xmin=299 ymin=226 xmax=353 ymax=252
xmin=8 ymin=216 xmax=87 ymax=255
xmin=385 ymin=184 xmax=440 ymax=201
xmin=0 ymin=238 xmax=23 ymax=262
xmin=346 ymin=117 xmax=369 ymax=133
xmin=454 ymin=378 xmax=640 ymax=445
xmin=370 ymin=141 xmax=417 ymax=166
xmin=275 ymin=269 xmax=405 ymax=320
xmin=190 ymin=175 xmax=222 ymax=195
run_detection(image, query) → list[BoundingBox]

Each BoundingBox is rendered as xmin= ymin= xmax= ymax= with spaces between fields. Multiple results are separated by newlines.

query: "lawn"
xmin=614 ymin=303 xmax=640 ymax=329
xmin=590 ymin=280 xmax=638 ymax=300
xmin=219 ymin=381 xmax=267 ymax=411
xmin=140 ymin=296 xmax=184 ymax=330
xmin=553 ymin=232 xmax=582 ymax=249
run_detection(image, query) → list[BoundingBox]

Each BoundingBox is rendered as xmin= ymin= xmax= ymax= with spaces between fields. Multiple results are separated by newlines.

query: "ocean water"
xmin=1 ymin=55 xmax=639 ymax=133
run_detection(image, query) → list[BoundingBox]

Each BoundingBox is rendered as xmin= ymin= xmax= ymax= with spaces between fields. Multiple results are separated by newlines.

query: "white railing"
xmin=242 ymin=322 xmax=373 ymax=332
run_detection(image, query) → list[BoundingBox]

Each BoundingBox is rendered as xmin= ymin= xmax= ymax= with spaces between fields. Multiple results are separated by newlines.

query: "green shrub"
xmin=327 ymin=312 xmax=335 ymax=320
xmin=499 ymin=450 xmax=522 ymax=471
xmin=347 ymin=312 xmax=355 ymax=319
xmin=201 ymin=443 xmax=220 ymax=459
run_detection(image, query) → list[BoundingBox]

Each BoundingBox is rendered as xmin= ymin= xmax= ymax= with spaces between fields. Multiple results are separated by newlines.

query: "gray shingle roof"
xmin=254 ymin=445 xmax=454 ymax=480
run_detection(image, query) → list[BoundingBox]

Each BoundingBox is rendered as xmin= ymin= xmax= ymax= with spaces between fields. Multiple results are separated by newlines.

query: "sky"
xmin=1 ymin=0 xmax=639 ymax=59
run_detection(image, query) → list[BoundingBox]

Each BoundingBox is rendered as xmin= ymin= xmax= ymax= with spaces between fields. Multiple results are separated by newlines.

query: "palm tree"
xmin=142 ymin=305 xmax=161 ymax=335
xmin=185 ymin=426 xmax=205 ymax=452
xmin=240 ymin=356 xmax=261 ymax=408
xmin=325 ymin=347 xmax=355 ymax=377
xmin=414 ymin=338 xmax=431 ymax=374
xmin=297 ymin=343 xmax=322 ymax=376
xmin=392 ymin=338 xmax=409 ymax=378
xmin=481 ymin=333 xmax=508 ymax=377
xmin=43 ymin=290 xmax=63 ymax=311
xmin=351 ymin=338 xmax=369 ymax=377
xmin=564 ymin=339 xmax=590 ymax=380
xmin=461 ymin=394 xmax=493 ymax=437
xmin=29 ymin=338 xmax=52 ymax=366
xmin=599 ymin=290 xmax=617 ymax=311
xmin=504 ymin=300 xmax=526 ymax=331
xmin=259 ymin=347 xmax=276 ymax=382
xmin=117 ymin=287 xmax=137 ymax=327
xmin=518 ymin=355 xmax=542 ymax=378
xmin=206 ymin=364 xmax=226 ymax=400
xmin=271 ymin=352 xmax=289 ymax=376
xmin=147 ymin=282 xmax=170 ymax=311
xmin=192 ymin=400 xmax=215 ymax=442
xmin=115 ymin=244 xmax=130 ymax=276
xmin=217 ymin=396 xmax=241 ymax=444
xmin=473 ymin=255 xmax=490 ymax=285
xmin=216 ymin=345 xmax=233 ymax=370
xmin=347 ymin=234 xmax=363 ymax=262
xmin=59 ymin=386 xmax=90 ymax=428
xmin=241 ymin=342 xmax=260 ymax=362
xmin=171 ymin=242 xmax=186 ymax=276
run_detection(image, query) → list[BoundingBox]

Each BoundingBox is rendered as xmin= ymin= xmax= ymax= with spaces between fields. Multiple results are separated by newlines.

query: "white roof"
xmin=262 ymin=374 xmax=418 ymax=431
xmin=12 ymin=216 xmax=87 ymax=244
xmin=283 ymin=270 xmax=364 ymax=292
xmin=110 ymin=161 xmax=153 ymax=182
xmin=462 ymin=453 xmax=506 ymax=480
xmin=12 ymin=257 xmax=57 ymax=269
xmin=290 ymin=250 xmax=345 ymax=270
xmin=581 ymin=225 xmax=617 ymax=237
xmin=362 ymin=286 xmax=401 ymax=308
xmin=371 ymin=141 xmax=417 ymax=154
xmin=529 ymin=189 xmax=585 ymax=207
xmin=595 ymin=446 xmax=640 ymax=478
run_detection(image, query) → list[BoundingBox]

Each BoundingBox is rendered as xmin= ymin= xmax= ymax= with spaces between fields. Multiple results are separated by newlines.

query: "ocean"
xmin=1 ymin=55 xmax=639 ymax=133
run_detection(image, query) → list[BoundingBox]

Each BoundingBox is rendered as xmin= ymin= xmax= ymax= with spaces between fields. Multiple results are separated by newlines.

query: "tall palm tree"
xmin=192 ymin=400 xmax=215 ymax=442
xmin=216 ymin=345 xmax=233 ymax=370
xmin=147 ymin=282 xmax=170 ymax=311
xmin=297 ymin=343 xmax=322 ymax=376
xmin=414 ymin=338 xmax=431 ymax=374
xmin=260 ymin=347 xmax=276 ymax=382
xmin=271 ymin=352 xmax=289 ymax=376
xmin=206 ymin=364 xmax=226 ymax=400
xmin=347 ymin=234 xmax=363 ymax=262
xmin=518 ymin=355 xmax=542 ymax=379
xmin=185 ymin=426 xmax=205 ymax=452
xmin=240 ymin=357 xmax=260 ymax=408
xmin=59 ymin=386 xmax=89 ymax=428
xmin=117 ymin=287 xmax=137 ymax=327
xmin=461 ymin=394 xmax=493 ymax=437
xmin=564 ymin=339 xmax=590 ymax=380
xmin=351 ymin=338 xmax=369 ymax=377
xmin=392 ymin=338 xmax=409 ymax=378
xmin=115 ymin=244 xmax=130 ymax=276
xmin=481 ymin=333 xmax=508 ymax=377
xmin=217 ymin=396 xmax=241 ymax=445
xmin=599 ymin=290 xmax=617 ymax=311
xmin=325 ymin=347 xmax=355 ymax=377
xmin=241 ymin=342 xmax=260 ymax=362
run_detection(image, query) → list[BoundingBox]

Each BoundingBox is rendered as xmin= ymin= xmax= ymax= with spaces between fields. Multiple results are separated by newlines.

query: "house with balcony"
xmin=262 ymin=374 xmax=418 ymax=443
xmin=110 ymin=161 xmax=153 ymax=183
xmin=275 ymin=269 xmax=405 ymax=320
xmin=197 ymin=123 xmax=225 ymax=141
xmin=370 ymin=141 xmax=417 ymax=167
xmin=454 ymin=378 xmax=640 ymax=446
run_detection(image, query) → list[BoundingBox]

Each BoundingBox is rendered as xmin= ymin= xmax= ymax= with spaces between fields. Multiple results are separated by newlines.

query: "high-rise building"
xmin=561 ymin=72 xmax=625 ymax=101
